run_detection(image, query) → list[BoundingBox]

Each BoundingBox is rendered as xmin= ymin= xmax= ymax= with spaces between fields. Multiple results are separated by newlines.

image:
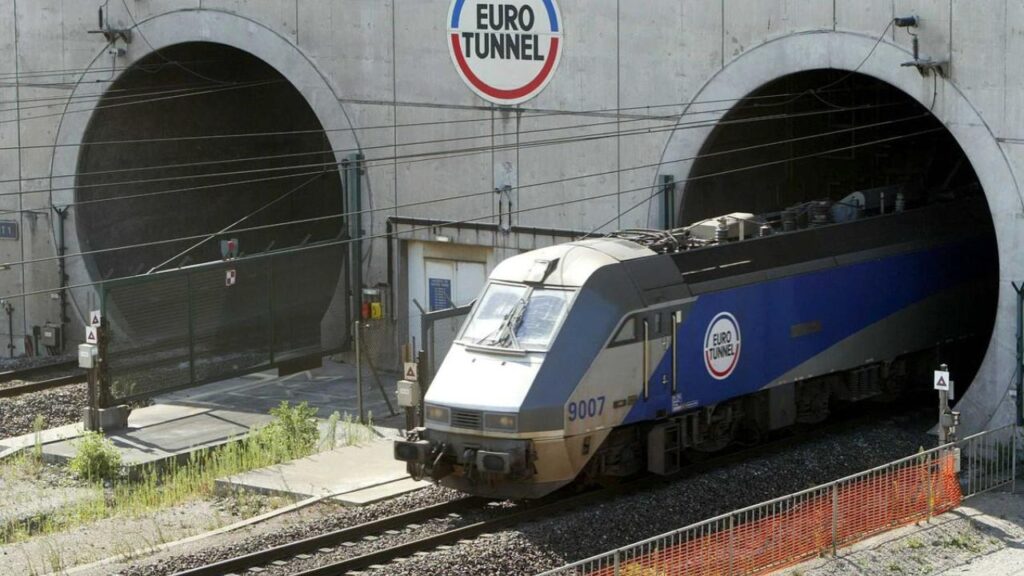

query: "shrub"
xmin=254 ymin=401 xmax=319 ymax=461
xmin=69 ymin=431 xmax=122 ymax=481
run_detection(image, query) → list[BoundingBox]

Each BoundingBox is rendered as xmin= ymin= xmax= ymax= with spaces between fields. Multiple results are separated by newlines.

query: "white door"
xmin=454 ymin=261 xmax=486 ymax=307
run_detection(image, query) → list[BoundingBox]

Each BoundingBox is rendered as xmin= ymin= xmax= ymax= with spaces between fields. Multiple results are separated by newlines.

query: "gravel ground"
xmin=108 ymin=485 xmax=467 ymax=576
xmin=0 ymin=383 xmax=88 ymax=439
xmin=0 ymin=355 xmax=72 ymax=372
xmin=4 ymin=409 xmax=939 ymax=576
xmin=777 ymin=489 xmax=1024 ymax=576
xmin=365 ymin=415 xmax=937 ymax=576
xmin=1 ymin=499 xmax=247 ymax=576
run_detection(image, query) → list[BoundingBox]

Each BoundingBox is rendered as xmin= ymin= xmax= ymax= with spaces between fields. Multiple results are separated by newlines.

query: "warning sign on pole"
xmin=89 ymin=310 xmax=102 ymax=327
xmin=225 ymin=269 xmax=236 ymax=287
xmin=934 ymin=370 xmax=950 ymax=391
xmin=85 ymin=326 xmax=98 ymax=344
xmin=404 ymin=362 xmax=418 ymax=381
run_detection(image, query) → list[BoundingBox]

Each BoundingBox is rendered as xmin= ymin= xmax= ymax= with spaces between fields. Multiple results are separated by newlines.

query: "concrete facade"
xmin=0 ymin=1 xmax=1021 ymax=433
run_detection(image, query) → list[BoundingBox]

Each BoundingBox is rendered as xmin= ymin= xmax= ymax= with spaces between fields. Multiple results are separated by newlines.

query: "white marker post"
xmin=934 ymin=364 xmax=958 ymax=444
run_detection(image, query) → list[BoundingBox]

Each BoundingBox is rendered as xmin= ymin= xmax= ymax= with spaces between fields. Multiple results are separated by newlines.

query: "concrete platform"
xmin=215 ymin=439 xmax=427 ymax=505
xmin=37 ymin=359 xmax=404 ymax=470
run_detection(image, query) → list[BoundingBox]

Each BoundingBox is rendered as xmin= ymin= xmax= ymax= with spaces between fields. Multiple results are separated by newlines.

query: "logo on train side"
xmin=447 ymin=0 xmax=563 ymax=105
xmin=704 ymin=312 xmax=741 ymax=380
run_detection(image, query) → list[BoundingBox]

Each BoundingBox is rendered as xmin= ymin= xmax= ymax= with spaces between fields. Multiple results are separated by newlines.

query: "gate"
xmin=420 ymin=303 xmax=473 ymax=385
xmin=99 ymin=242 xmax=346 ymax=406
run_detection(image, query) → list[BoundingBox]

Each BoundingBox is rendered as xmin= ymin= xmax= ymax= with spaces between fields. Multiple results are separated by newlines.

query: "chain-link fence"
xmin=101 ymin=242 xmax=346 ymax=405
xmin=540 ymin=424 xmax=1017 ymax=576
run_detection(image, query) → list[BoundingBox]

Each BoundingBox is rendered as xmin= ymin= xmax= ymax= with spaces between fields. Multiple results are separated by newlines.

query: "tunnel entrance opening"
xmin=72 ymin=43 xmax=347 ymax=394
xmin=75 ymin=41 xmax=344 ymax=280
xmin=682 ymin=70 xmax=999 ymax=402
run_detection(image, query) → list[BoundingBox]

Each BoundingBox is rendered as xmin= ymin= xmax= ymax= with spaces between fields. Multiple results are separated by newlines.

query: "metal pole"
xmin=355 ymin=320 xmax=364 ymax=424
xmin=86 ymin=363 xmax=98 ymax=431
xmin=347 ymin=153 xmax=364 ymax=344
xmin=97 ymin=320 xmax=111 ymax=409
xmin=831 ymin=483 xmax=839 ymax=555
xmin=727 ymin=515 xmax=734 ymax=576
xmin=938 ymin=363 xmax=950 ymax=446
xmin=53 ymin=206 xmax=69 ymax=351
xmin=928 ymin=453 xmax=934 ymax=521
xmin=3 ymin=301 xmax=13 ymax=357
xmin=1013 ymin=429 xmax=1017 ymax=494
xmin=417 ymin=350 xmax=428 ymax=427
xmin=613 ymin=549 xmax=620 ymax=576
xmin=1016 ymin=282 xmax=1024 ymax=427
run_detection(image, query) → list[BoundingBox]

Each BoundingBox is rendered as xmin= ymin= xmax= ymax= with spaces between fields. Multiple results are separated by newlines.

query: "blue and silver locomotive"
xmin=395 ymin=190 xmax=996 ymax=499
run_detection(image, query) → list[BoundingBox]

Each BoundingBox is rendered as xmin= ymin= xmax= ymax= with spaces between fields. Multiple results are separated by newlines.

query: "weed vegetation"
xmin=69 ymin=431 xmax=122 ymax=481
xmin=0 ymin=401 xmax=334 ymax=545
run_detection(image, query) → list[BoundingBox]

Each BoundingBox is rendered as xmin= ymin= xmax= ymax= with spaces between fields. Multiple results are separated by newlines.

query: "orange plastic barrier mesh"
xmin=594 ymin=453 xmax=962 ymax=576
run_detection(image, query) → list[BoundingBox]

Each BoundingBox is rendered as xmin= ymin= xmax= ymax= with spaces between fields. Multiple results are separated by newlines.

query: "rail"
xmin=539 ymin=424 xmax=1017 ymax=576
xmin=0 ymin=359 xmax=77 ymax=383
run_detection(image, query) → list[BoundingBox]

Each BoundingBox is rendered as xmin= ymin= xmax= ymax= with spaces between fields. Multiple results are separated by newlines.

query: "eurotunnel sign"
xmin=447 ymin=0 xmax=563 ymax=105
xmin=704 ymin=312 xmax=741 ymax=380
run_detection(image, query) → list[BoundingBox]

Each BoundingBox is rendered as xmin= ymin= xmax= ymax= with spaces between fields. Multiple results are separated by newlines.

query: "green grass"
xmin=0 ymin=401 xmax=324 ymax=544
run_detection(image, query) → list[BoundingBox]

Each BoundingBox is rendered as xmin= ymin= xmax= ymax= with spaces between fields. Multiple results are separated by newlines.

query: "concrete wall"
xmin=0 ymin=1 xmax=1021 ymax=432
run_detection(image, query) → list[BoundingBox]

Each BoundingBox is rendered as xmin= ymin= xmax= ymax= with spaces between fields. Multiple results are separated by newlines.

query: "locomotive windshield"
xmin=460 ymin=283 xmax=573 ymax=350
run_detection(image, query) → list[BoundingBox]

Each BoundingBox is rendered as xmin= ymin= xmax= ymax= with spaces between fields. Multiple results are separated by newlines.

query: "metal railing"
xmin=420 ymin=303 xmax=473 ymax=385
xmin=540 ymin=424 xmax=1017 ymax=576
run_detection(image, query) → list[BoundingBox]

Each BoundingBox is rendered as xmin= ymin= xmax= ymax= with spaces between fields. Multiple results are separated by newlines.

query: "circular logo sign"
xmin=447 ymin=0 xmax=563 ymax=105
xmin=704 ymin=312 xmax=741 ymax=380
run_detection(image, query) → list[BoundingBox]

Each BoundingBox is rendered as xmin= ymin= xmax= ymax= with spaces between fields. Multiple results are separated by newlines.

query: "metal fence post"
xmin=727 ymin=514 xmax=735 ymax=575
xmin=267 ymin=256 xmax=275 ymax=365
xmin=186 ymin=273 xmax=196 ymax=387
xmin=613 ymin=549 xmax=620 ymax=576
xmin=1013 ymin=429 xmax=1017 ymax=494
xmin=355 ymin=319 xmax=364 ymax=424
xmin=928 ymin=452 xmax=935 ymax=521
xmin=832 ymin=483 xmax=839 ymax=555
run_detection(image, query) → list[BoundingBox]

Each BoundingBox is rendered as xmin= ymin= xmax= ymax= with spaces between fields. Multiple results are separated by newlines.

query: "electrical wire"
xmin=0 ymin=125 xmax=942 ymax=287
xmin=0 ymin=79 xmax=285 ymax=126
xmin=0 ymin=86 xmax=881 ymax=155
xmin=0 ymin=110 xmax=927 ymax=222
xmin=0 ymin=101 xmax=907 ymax=193
xmin=119 ymin=0 xmax=236 ymax=87
xmin=0 ymin=80 xmax=247 ymax=114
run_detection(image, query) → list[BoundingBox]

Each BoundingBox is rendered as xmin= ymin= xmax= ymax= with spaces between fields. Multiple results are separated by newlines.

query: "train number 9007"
xmin=567 ymin=396 xmax=605 ymax=421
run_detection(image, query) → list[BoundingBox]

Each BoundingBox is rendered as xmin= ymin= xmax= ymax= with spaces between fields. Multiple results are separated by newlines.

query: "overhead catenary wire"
xmin=146 ymin=173 xmax=327 ymax=274
xmin=0 ymin=101 xmax=909 ymax=194
xmin=0 ymin=80 xmax=262 ymax=114
xmin=0 ymin=109 xmax=927 ymax=222
xmin=0 ymin=78 xmax=286 ymax=127
xmin=0 ymin=85 xmax=888 ymax=155
xmin=0 ymin=125 xmax=943 ymax=293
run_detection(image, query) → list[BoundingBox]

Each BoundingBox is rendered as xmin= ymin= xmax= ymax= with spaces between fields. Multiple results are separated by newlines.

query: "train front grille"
xmin=451 ymin=409 xmax=483 ymax=430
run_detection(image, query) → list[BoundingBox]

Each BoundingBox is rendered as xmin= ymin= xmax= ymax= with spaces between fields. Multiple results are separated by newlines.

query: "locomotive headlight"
xmin=425 ymin=404 xmax=450 ymax=424
xmin=484 ymin=412 xmax=518 ymax=432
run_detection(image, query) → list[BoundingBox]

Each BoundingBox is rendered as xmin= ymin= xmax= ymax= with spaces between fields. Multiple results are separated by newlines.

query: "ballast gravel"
xmin=370 ymin=415 xmax=937 ymax=576
xmin=0 ymin=382 xmax=87 ymax=439
xmin=112 ymin=485 xmax=467 ymax=576
xmin=112 ymin=412 xmax=939 ymax=576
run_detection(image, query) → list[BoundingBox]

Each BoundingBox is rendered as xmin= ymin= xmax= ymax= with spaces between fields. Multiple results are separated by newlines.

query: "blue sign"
xmin=429 ymin=278 xmax=452 ymax=311
xmin=0 ymin=221 xmax=18 ymax=240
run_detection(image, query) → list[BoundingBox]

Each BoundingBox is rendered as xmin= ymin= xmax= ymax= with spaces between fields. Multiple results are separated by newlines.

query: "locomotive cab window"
xmin=611 ymin=317 xmax=637 ymax=345
xmin=459 ymin=282 xmax=573 ymax=351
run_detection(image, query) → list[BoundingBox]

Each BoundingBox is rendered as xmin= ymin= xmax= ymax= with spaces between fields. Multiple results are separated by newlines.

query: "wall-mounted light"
xmin=434 ymin=235 xmax=452 ymax=243
xmin=895 ymin=15 xmax=946 ymax=77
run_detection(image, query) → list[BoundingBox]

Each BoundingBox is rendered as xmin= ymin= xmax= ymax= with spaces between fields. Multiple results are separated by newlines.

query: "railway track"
xmin=170 ymin=498 xmax=490 ymax=576
xmin=167 ymin=404 xmax=924 ymax=576
xmin=0 ymin=360 xmax=86 ymax=399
